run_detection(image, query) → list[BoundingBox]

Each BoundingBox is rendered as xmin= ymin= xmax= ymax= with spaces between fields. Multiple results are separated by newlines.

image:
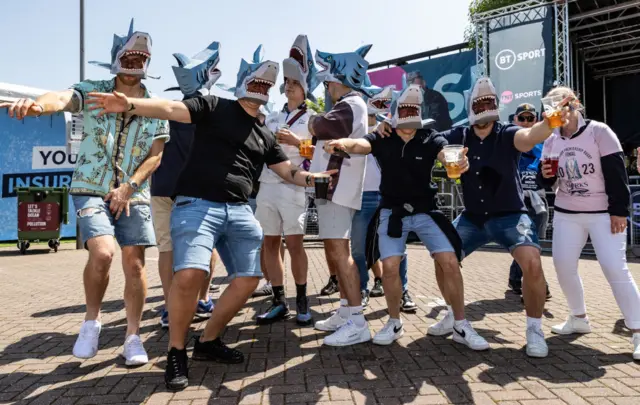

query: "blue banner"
xmin=369 ymin=50 xmax=477 ymax=130
xmin=0 ymin=111 xmax=77 ymax=241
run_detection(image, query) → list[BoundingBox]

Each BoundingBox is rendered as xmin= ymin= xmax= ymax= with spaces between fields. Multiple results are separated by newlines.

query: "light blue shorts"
xmin=72 ymin=195 xmax=156 ymax=249
xmin=377 ymin=209 xmax=454 ymax=260
xmin=170 ymin=196 xmax=263 ymax=278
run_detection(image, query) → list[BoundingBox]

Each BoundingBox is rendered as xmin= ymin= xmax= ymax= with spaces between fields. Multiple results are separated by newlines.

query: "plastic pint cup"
xmin=299 ymin=139 xmax=313 ymax=159
xmin=541 ymin=95 xmax=564 ymax=129
xmin=314 ymin=174 xmax=330 ymax=204
xmin=442 ymin=145 xmax=465 ymax=179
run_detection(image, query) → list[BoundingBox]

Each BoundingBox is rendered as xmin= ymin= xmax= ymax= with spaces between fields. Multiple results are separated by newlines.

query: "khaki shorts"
xmin=317 ymin=200 xmax=355 ymax=240
xmin=151 ymin=196 xmax=173 ymax=253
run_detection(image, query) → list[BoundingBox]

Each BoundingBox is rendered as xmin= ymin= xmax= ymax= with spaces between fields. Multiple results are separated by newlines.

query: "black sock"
xmin=374 ymin=277 xmax=382 ymax=283
xmin=330 ymin=275 xmax=338 ymax=283
xmin=272 ymin=285 xmax=285 ymax=303
xmin=296 ymin=283 xmax=307 ymax=298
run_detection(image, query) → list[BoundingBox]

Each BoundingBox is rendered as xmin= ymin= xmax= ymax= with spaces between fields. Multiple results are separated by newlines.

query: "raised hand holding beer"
xmin=442 ymin=145 xmax=469 ymax=179
xmin=540 ymin=95 xmax=573 ymax=129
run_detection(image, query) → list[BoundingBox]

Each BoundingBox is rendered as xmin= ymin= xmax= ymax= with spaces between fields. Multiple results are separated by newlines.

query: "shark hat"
xmin=315 ymin=44 xmax=373 ymax=96
xmin=389 ymin=74 xmax=424 ymax=129
xmin=165 ymin=41 xmax=221 ymax=97
xmin=280 ymin=35 xmax=320 ymax=102
xmin=88 ymin=18 xmax=157 ymax=79
xmin=465 ymin=76 xmax=500 ymax=126
xmin=361 ymin=74 xmax=394 ymax=120
xmin=217 ymin=45 xmax=279 ymax=105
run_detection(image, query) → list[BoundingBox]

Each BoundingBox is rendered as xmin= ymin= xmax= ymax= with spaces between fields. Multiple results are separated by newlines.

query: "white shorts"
xmin=317 ymin=200 xmax=355 ymax=240
xmin=255 ymin=182 xmax=306 ymax=236
xmin=151 ymin=196 xmax=173 ymax=253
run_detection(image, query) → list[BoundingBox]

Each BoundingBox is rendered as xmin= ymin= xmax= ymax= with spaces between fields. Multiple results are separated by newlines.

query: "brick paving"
xmin=0 ymin=242 xmax=639 ymax=404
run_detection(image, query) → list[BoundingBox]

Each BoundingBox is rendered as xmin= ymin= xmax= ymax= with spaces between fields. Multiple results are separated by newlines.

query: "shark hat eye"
xmin=326 ymin=56 xmax=332 ymax=61
xmin=207 ymin=60 xmax=214 ymax=67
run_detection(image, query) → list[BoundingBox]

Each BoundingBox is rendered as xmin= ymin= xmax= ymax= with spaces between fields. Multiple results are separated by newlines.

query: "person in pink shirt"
xmin=540 ymin=86 xmax=640 ymax=360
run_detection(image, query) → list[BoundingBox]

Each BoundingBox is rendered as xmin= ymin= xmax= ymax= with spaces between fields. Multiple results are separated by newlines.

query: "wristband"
xmin=127 ymin=102 xmax=135 ymax=112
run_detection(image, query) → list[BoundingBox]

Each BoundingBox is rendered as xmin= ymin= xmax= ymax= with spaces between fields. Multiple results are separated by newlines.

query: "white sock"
xmin=389 ymin=318 xmax=402 ymax=328
xmin=349 ymin=306 xmax=366 ymax=327
xmin=572 ymin=315 xmax=589 ymax=323
xmin=338 ymin=299 xmax=349 ymax=318
xmin=454 ymin=319 xmax=467 ymax=328
xmin=527 ymin=317 xmax=542 ymax=329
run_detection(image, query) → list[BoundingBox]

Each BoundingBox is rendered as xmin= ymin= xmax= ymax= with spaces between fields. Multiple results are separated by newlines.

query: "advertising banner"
xmin=0 ymin=111 xmax=76 ymax=241
xmin=488 ymin=6 xmax=554 ymax=122
xmin=368 ymin=50 xmax=476 ymax=130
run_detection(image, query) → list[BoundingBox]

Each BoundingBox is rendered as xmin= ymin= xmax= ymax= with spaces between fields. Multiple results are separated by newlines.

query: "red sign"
xmin=18 ymin=202 xmax=60 ymax=232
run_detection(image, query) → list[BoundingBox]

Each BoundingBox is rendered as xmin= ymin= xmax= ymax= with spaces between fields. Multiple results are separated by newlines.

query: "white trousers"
xmin=552 ymin=212 xmax=640 ymax=329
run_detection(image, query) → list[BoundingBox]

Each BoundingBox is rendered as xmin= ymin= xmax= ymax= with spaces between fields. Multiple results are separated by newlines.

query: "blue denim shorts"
xmin=72 ymin=195 xmax=156 ymax=248
xmin=170 ymin=196 xmax=263 ymax=278
xmin=378 ymin=209 xmax=454 ymax=260
xmin=453 ymin=212 xmax=540 ymax=259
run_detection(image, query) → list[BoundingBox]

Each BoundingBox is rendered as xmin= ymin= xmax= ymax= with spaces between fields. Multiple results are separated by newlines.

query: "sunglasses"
xmin=517 ymin=115 xmax=535 ymax=123
xmin=323 ymin=82 xmax=330 ymax=90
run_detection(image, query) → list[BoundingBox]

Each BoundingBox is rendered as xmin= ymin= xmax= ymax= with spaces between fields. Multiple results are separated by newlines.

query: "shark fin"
xmin=355 ymin=44 xmax=372 ymax=58
xmin=127 ymin=18 xmax=134 ymax=37
xmin=252 ymin=45 xmax=264 ymax=63
xmin=172 ymin=53 xmax=191 ymax=68
xmin=164 ymin=86 xmax=181 ymax=92
xmin=88 ymin=61 xmax=112 ymax=70
xmin=401 ymin=73 xmax=408 ymax=90
xmin=146 ymin=74 xmax=160 ymax=80
xmin=216 ymin=83 xmax=236 ymax=93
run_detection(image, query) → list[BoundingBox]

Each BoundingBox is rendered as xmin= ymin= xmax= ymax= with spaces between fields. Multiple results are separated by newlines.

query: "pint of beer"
xmin=442 ymin=145 xmax=465 ymax=179
xmin=541 ymin=95 xmax=565 ymax=129
xmin=299 ymin=139 xmax=313 ymax=159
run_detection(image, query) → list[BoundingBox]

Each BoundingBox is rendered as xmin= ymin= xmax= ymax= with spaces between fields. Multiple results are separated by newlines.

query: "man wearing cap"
xmin=509 ymin=104 xmax=551 ymax=299
xmin=407 ymin=71 xmax=453 ymax=132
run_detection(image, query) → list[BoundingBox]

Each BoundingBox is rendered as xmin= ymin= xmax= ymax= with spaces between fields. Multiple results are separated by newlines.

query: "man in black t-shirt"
xmin=86 ymin=54 xmax=335 ymax=391
xmin=324 ymin=81 xmax=489 ymax=351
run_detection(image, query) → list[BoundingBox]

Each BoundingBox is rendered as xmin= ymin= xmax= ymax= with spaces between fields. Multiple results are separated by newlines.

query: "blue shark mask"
xmin=390 ymin=74 xmax=424 ymax=129
xmin=88 ymin=18 xmax=157 ymax=79
xmin=165 ymin=41 xmax=221 ymax=97
xmin=279 ymin=35 xmax=319 ymax=102
xmin=464 ymin=74 xmax=500 ymax=126
xmin=216 ymin=45 xmax=279 ymax=105
xmin=315 ymin=44 xmax=373 ymax=96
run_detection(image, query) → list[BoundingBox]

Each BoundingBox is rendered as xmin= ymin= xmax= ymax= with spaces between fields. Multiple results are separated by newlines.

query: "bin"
xmin=16 ymin=187 xmax=69 ymax=254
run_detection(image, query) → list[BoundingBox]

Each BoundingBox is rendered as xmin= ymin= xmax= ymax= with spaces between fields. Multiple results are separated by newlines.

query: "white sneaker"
xmin=526 ymin=326 xmax=548 ymax=358
xmin=323 ymin=320 xmax=371 ymax=347
xmin=427 ymin=310 xmax=454 ymax=336
xmin=551 ymin=315 xmax=592 ymax=335
xmin=122 ymin=335 xmax=149 ymax=366
xmin=452 ymin=321 xmax=490 ymax=351
xmin=73 ymin=320 xmax=101 ymax=359
xmin=315 ymin=310 xmax=348 ymax=332
xmin=373 ymin=320 xmax=404 ymax=346
xmin=632 ymin=333 xmax=640 ymax=361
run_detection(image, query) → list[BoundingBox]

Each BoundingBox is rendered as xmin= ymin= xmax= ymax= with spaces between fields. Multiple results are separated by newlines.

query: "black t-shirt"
xmin=175 ymin=96 xmax=288 ymax=203
xmin=151 ymin=121 xmax=194 ymax=197
xmin=364 ymin=128 xmax=447 ymax=208
xmin=441 ymin=122 xmax=527 ymax=216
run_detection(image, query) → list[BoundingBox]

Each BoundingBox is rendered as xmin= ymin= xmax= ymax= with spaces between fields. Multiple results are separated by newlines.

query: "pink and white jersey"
xmin=542 ymin=115 xmax=622 ymax=212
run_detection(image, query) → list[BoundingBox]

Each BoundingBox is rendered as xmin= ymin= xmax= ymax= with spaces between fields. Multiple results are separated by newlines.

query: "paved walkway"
xmin=0 ymin=242 xmax=639 ymax=405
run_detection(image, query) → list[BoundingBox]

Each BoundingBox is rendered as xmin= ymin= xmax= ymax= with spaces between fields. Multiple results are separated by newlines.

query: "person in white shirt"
xmin=254 ymin=35 xmax=319 ymax=326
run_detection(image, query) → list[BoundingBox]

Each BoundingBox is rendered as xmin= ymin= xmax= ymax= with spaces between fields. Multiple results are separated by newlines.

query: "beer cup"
xmin=541 ymin=95 xmax=564 ymax=129
xmin=543 ymin=152 xmax=560 ymax=176
xmin=314 ymin=174 xmax=331 ymax=204
xmin=299 ymin=139 xmax=313 ymax=159
xmin=442 ymin=145 xmax=465 ymax=179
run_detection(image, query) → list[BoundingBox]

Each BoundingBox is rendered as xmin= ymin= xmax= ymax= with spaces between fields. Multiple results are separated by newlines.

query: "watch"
xmin=127 ymin=179 xmax=139 ymax=191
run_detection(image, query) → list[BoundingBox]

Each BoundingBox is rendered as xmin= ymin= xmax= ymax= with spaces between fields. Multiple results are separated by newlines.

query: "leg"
xmin=71 ymin=196 xmax=118 ymax=359
xmin=201 ymin=249 xmax=219 ymax=300
xmin=351 ymin=191 xmax=379 ymax=296
xmin=151 ymin=197 xmax=174 ymax=327
xmin=433 ymin=252 xmax=465 ymax=320
xmin=325 ymin=239 xmax=360 ymax=306
xmin=381 ymin=256 xmax=403 ymax=319
xmin=588 ymin=214 xmax=640 ymax=333
xmin=372 ymin=260 xmax=383 ymax=279
xmin=121 ymin=246 xmax=147 ymax=337
xmin=509 ymin=260 xmax=523 ymax=294
xmin=194 ymin=249 xmax=218 ymax=319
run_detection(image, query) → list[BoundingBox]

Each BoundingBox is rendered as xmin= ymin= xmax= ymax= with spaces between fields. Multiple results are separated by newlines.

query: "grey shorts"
xmin=317 ymin=200 xmax=355 ymax=240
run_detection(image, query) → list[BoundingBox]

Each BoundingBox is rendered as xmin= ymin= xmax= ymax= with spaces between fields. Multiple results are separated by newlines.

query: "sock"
xmin=349 ymin=306 xmax=366 ymax=327
xmin=454 ymin=319 xmax=467 ymax=328
xmin=330 ymin=275 xmax=338 ymax=283
xmin=295 ymin=283 xmax=307 ymax=298
xmin=338 ymin=299 xmax=349 ymax=318
xmin=272 ymin=285 xmax=285 ymax=303
xmin=527 ymin=317 xmax=542 ymax=329
xmin=389 ymin=318 xmax=402 ymax=328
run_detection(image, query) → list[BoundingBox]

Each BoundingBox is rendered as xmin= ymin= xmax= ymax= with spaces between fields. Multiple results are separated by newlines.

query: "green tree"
xmin=465 ymin=0 xmax=524 ymax=49
xmin=306 ymin=97 xmax=325 ymax=114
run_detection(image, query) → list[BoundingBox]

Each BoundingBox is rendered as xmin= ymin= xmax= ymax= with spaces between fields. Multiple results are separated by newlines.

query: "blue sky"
xmin=0 ymin=0 xmax=471 ymax=107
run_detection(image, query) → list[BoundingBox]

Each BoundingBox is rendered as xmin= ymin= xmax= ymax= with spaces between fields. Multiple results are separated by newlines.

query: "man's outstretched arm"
xmin=0 ymin=89 xmax=82 ymax=119
xmin=86 ymin=91 xmax=192 ymax=123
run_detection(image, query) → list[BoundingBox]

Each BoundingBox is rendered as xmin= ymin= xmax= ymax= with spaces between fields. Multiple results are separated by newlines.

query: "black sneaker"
xmin=320 ymin=277 xmax=339 ymax=296
xmin=256 ymin=301 xmax=291 ymax=325
xmin=295 ymin=295 xmax=313 ymax=326
xmin=361 ymin=290 xmax=370 ymax=308
xmin=192 ymin=338 xmax=244 ymax=364
xmin=165 ymin=347 xmax=189 ymax=391
xmin=401 ymin=291 xmax=417 ymax=312
xmin=508 ymin=279 xmax=522 ymax=295
xmin=369 ymin=278 xmax=384 ymax=297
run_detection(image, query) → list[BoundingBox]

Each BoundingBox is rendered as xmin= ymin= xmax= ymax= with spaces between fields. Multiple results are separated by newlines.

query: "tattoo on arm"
xmin=62 ymin=92 xmax=82 ymax=113
xmin=289 ymin=168 xmax=300 ymax=181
